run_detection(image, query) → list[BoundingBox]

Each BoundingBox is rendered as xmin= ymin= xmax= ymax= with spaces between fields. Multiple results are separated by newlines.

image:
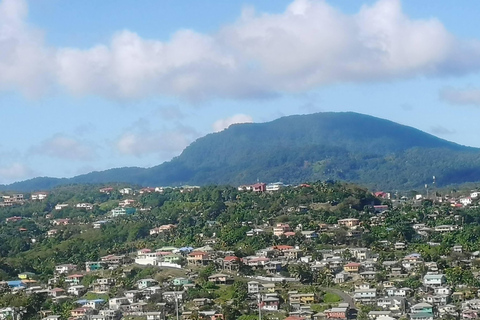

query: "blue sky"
xmin=1 ymin=0 xmax=480 ymax=184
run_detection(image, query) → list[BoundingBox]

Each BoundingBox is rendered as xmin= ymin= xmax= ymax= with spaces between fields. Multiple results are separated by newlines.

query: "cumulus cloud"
xmin=0 ymin=0 xmax=52 ymax=96
xmin=0 ymin=162 xmax=34 ymax=183
xmin=440 ymin=87 xmax=480 ymax=106
xmin=212 ymin=114 xmax=254 ymax=132
xmin=115 ymin=123 xmax=199 ymax=157
xmin=31 ymin=134 xmax=96 ymax=161
xmin=3 ymin=0 xmax=480 ymax=100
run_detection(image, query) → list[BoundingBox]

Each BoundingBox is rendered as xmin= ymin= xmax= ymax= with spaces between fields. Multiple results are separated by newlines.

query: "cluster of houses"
xmin=237 ymin=182 xmax=287 ymax=192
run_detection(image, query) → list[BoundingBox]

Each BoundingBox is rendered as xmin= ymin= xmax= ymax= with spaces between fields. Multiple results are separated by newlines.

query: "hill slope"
xmin=3 ymin=112 xmax=480 ymax=191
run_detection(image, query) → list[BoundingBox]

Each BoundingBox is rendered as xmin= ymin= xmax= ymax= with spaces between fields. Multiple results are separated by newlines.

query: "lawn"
xmin=323 ymin=292 xmax=342 ymax=303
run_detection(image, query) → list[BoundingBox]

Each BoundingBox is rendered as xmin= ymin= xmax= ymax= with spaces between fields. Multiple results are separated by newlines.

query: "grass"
xmin=323 ymin=292 xmax=342 ymax=303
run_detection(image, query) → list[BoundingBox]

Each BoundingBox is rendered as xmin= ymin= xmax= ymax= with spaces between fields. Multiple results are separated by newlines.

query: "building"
xmin=344 ymin=262 xmax=361 ymax=273
xmin=337 ymin=218 xmax=360 ymax=228
xmin=423 ymin=274 xmax=446 ymax=287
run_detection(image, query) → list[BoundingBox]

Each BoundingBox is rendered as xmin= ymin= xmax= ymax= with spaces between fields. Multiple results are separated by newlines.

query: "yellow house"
xmin=18 ymin=272 xmax=35 ymax=280
xmin=344 ymin=262 xmax=361 ymax=273
xmin=289 ymin=293 xmax=315 ymax=305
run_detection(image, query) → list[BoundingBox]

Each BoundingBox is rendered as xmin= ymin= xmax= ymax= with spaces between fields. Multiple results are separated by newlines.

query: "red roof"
xmin=224 ymin=256 xmax=239 ymax=262
xmin=189 ymin=251 xmax=208 ymax=256
xmin=345 ymin=262 xmax=361 ymax=267
xmin=273 ymin=245 xmax=294 ymax=250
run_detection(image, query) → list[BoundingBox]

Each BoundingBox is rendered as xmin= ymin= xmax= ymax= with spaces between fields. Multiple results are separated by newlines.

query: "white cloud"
xmin=0 ymin=162 xmax=34 ymax=183
xmin=213 ymin=114 xmax=254 ymax=132
xmin=116 ymin=123 xmax=199 ymax=157
xmin=3 ymin=0 xmax=480 ymax=100
xmin=440 ymin=87 xmax=480 ymax=106
xmin=31 ymin=134 xmax=96 ymax=161
xmin=0 ymin=0 xmax=52 ymax=97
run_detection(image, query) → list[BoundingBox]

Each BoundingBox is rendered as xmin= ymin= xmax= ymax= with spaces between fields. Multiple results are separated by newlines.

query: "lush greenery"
xmin=3 ymin=112 xmax=480 ymax=191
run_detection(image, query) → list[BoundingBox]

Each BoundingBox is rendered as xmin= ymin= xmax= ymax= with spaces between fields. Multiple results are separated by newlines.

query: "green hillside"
xmin=3 ymin=112 xmax=480 ymax=191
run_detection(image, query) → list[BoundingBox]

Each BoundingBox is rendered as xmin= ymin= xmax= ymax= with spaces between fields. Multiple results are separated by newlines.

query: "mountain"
xmin=3 ymin=112 xmax=480 ymax=191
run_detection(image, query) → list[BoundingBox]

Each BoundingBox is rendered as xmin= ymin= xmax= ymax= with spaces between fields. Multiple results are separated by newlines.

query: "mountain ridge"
xmin=2 ymin=112 xmax=480 ymax=191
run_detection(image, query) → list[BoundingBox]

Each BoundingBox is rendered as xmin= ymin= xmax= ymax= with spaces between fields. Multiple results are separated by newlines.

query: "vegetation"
xmin=4 ymin=112 xmax=480 ymax=191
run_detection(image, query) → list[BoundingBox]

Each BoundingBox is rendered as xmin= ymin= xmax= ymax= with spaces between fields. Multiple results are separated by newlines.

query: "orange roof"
xmin=345 ymin=262 xmax=361 ymax=267
xmin=273 ymin=245 xmax=294 ymax=250
xmin=224 ymin=256 xmax=239 ymax=262
xmin=189 ymin=251 xmax=208 ymax=256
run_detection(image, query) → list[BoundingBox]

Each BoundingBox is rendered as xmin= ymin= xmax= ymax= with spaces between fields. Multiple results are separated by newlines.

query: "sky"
xmin=1 ymin=0 xmax=480 ymax=184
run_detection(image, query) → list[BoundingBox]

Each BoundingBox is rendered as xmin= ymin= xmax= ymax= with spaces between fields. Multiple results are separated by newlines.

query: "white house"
xmin=423 ymin=274 xmax=446 ymax=287
xmin=460 ymin=197 xmax=473 ymax=206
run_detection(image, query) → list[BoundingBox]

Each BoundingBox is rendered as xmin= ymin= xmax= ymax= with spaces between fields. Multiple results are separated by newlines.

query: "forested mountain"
xmin=3 ymin=112 xmax=480 ymax=191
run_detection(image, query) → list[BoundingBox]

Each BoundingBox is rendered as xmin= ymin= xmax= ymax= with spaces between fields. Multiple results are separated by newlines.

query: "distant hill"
xmin=3 ymin=112 xmax=480 ymax=191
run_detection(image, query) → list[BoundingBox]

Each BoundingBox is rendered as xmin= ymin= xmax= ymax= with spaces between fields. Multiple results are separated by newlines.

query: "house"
xmin=411 ymin=303 xmax=433 ymax=315
xmin=150 ymin=224 xmax=176 ymax=235
xmin=423 ymin=274 xmax=446 ymax=287
xmin=208 ymin=274 xmax=233 ymax=285
xmin=460 ymin=197 xmax=473 ymax=206
xmin=260 ymin=296 xmax=280 ymax=311
xmin=191 ymin=298 xmax=211 ymax=308
xmin=394 ymin=242 xmax=406 ymax=250
xmin=453 ymin=245 xmax=463 ymax=253
xmin=65 ymin=274 xmax=84 ymax=285
xmin=55 ymin=264 xmax=76 ymax=274
xmin=344 ymin=262 xmax=361 ymax=273
xmin=5 ymin=216 xmax=22 ymax=223
xmin=301 ymin=231 xmax=318 ymax=239
xmin=49 ymin=288 xmax=65 ymax=297
xmin=337 ymin=218 xmax=360 ymax=228
xmin=187 ymin=251 xmax=211 ymax=266
xmin=434 ymin=225 xmax=458 ymax=232
xmin=31 ymin=192 xmax=48 ymax=200
xmin=85 ymin=261 xmax=104 ymax=272
xmin=162 ymin=291 xmax=185 ymax=303
xmin=376 ymin=296 xmax=406 ymax=312
xmin=111 ymin=207 xmax=135 ymax=217
xmin=252 ymin=183 xmax=266 ymax=192
xmin=222 ymin=256 xmax=240 ymax=271
xmin=47 ymin=229 xmax=58 ymax=237
xmin=137 ymin=278 xmax=158 ymax=289
xmin=71 ymin=307 xmax=92 ymax=319
xmin=246 ymin=228 xmax=265 ymax=237
xmin=109 ymin=297 xmax=129 ymax=310
xmin=52 ymin=218 xmax=70 ymax=226
xmin=67 ymin=285 xmax=86 ymax=296
xmin=354 ymin=288 xmax=377 ymax=303
xmin=99 ymin=187 xmax=114 ymax=194
xmin=173 ymin=277 xmax=191 ymax=286
xmin=266 ymin=182 xmax=285 ymax=192
xmin=325 ymin=307 xmax=348 ymax=319
xmin=119 ymin=199 xmax=135 ymax=207
xmin=93 ymin=278 xmax=115 ymax=292
xmin=119 ymin=188 xmax=133 ymax=195
xmin=289 ymin=293 xmax=315 ymax=305
xmin=373 ymin=205 xmax=389 ymax=213
xmin=54 ymin=204 xmax=69 ymax=211
xmin=76 ymin=203 xmax=94 ymax=210
xmin=273 ymin=223 xmax=291 ymax=237
xmin=18 ymin=272 xmax=35 ymax=280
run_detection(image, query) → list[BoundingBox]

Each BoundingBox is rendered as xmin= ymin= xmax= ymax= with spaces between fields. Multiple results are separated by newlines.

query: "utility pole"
xmin=175 ymin=294 xmax=179 ymax=320
xmin=257 ymin=293 xmax=262 ymax=320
